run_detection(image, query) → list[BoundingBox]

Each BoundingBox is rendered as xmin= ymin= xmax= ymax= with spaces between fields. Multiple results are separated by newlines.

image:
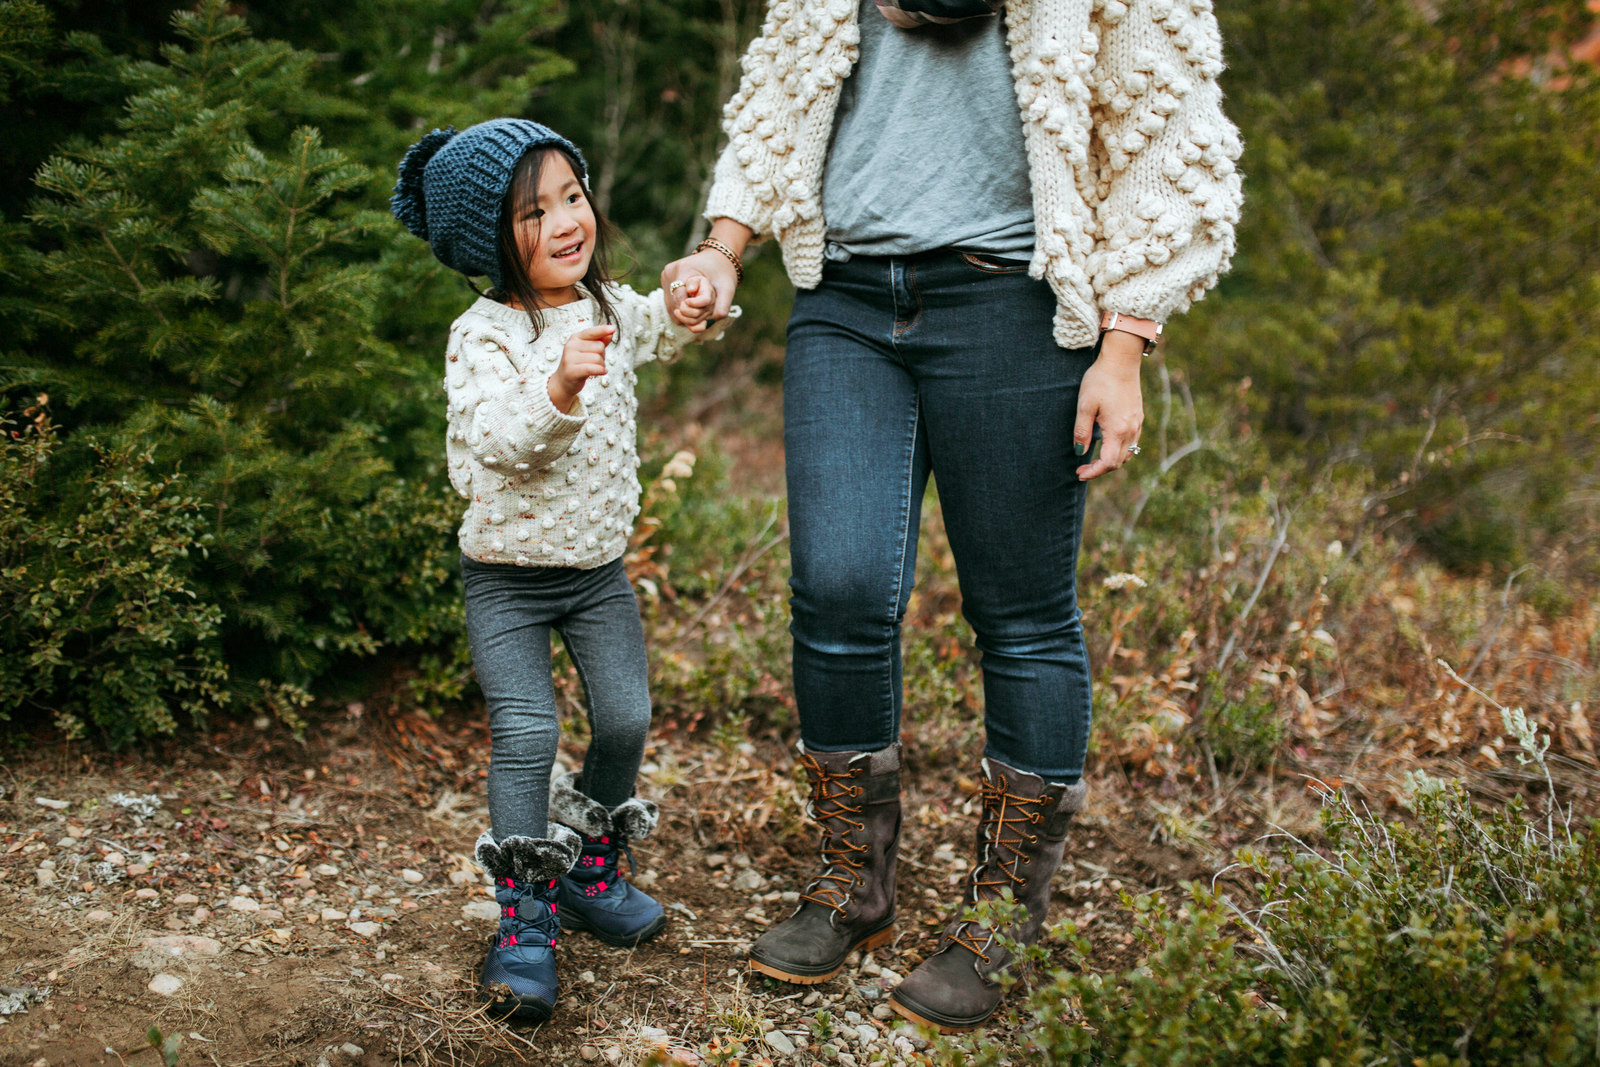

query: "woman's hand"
xmin=1074 ymin=330 xmax=1145 ymax=480
xmin=549 ymin=324 xmax=615 ymax=413
xmin=665 ymin=272 xmax=719 ymax=331
xmin=661 ymin=220 xmax=751 ymax=330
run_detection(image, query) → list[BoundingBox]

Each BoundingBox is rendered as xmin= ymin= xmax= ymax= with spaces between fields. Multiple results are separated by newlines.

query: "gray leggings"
xmin=461 ymin=555 xmax=652 ymax=840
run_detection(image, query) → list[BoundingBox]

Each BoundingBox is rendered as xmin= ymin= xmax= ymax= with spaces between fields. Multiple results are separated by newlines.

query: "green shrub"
xmin=2 ymin=2 xmax=472 ymax=736
xmin=0 ymin=408 xmax=226 ymax=746
xmin=947 ymin=756 xmax=1600 ymax=1063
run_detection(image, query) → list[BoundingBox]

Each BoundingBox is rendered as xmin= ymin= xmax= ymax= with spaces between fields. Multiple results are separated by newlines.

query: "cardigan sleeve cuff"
xmin=703 ymin=146 xmax=774 ymax=241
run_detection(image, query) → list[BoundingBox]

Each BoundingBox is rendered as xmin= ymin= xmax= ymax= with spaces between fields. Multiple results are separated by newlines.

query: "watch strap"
xmin=1099 ymin=311 xmax=1163 ymax=354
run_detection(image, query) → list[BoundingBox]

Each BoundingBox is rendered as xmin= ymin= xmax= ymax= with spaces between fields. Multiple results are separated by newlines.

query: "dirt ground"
xmin=0 ymin=699 xmax=1258 ymax=1067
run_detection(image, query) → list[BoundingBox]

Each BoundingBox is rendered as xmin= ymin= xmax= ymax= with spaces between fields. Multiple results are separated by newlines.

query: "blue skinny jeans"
xmin=461 ymin=555 xmax=651 ymax=840
xmin=784 ymin=251 xmax=1096 ymax=783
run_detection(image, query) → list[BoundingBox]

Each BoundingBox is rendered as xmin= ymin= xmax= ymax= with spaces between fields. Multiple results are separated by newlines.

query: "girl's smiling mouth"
xmin=552 ymin=240 xmax=585 ymax=261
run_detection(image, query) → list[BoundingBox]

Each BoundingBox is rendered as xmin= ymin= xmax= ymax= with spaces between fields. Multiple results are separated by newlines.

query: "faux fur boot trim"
xmin=474 ymin=825 xmax=580 ymax=884
xmin=608 ymin=797 xmax=658 ymax=841
xmin=548 ymin=764 xmax=610 ymax=838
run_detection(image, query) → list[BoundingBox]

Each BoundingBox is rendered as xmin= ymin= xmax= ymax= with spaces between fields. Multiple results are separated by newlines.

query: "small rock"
xmin=141 ymin=935 xmax=223 ymax=958
xmin=315 ymin=864 xmax=339 ymax=877
xmin=855 ymin=1024 xmax=877 ymax=1046
xmin=191 ymin=907 xmax=211 ymax=923
xmin=449 ymin=869 xmax=480 ymax=885
xmin=860 ymin=957 xmax=881 ymax=977
xmin=780 ymin=890 xmax=801 ymax=905
xmin=703 ymin=852 xmax=729 ymax=869
xmin=35 ymin=867 xmax=56 ymax=888
xmin=380 ymin=973 xmax=403 ymax=983
xmin=147 ymin=973 xmax=183 ymax=996
xmin=348 ymin=921 xmax=382 ymax=937
xmin=732 ymin=869 xmax=764 ymax=892
xmin=602 ymin=1048 xmax=622 ymax=1066
xmin=174 ymin=893 xmax=200 ymax=906
xmin=579 ymin=970 xmax=596 ymax=984
xmin=765 ymin=1030 xmax=796 ymax=1055
xmin=127 ymin=864 xmax=150 ymax=877
xmin=135 ymin=888 xmax=159 ymax=901
xmin=400 ymin=868 xmax=424 ymax=884
xmin=259 ymin=909 xmax=283 ymax=922
xmin=34 ymin=797 xmax=70 ymax=810
xmin=634 ymin=869 xmax=659 ymax=888
xmin=838 ymin=1054 xmax=858 ymax=1067
xmin=844 ymin=1010 xmax=863 ymax=1025
xmin=872 ymin=1004 xmax=893 ymax=1020
xmin=579 ymin=1046 xmax=601 ymax=1062
xmin=340 ymin=1043 xmax=364 ymax=1057
xmin=401 ymin=900 xmax=419 ymax=910
xmin=802 ymin=990 xmax=821 ymax=1007
xmin=228 ymin=896 xmax=259 ymax=913
xmin=103 ymin=852 xmax=125 ymax=867
xmin=461 ymin=900 xmax=500 ymax=922
xmin=321 ymin=908 xmax=348 ymax=922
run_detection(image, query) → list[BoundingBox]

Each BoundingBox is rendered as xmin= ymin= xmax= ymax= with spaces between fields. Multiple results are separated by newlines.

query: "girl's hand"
xmin=1074 ymin=331 xmax=1145 ymax=480
xmin=665 ymin=273 xmax=718 ymax=330
xmin=662 ymin=251 xmax=737 ymax=332
xmin=550 ymin=324 xmax=615 ymax=413
xmin=661 ymin=219 xmax=751 ymax=330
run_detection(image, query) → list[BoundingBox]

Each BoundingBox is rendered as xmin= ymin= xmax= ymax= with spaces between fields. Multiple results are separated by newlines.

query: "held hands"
xmin=1074 ymin=330 xmax=1146 ymax=481
xmin=662 ymin=250 xmax=738 ymax=332
xmin=549 ymin=324 xmax=615 ymax=414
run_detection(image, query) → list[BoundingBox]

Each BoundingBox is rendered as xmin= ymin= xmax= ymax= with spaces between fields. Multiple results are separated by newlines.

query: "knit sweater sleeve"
xmin=445 ymin=321 xmax=585 ymax=480
xmin=703 ymin=0 xmax=828 ymax=238
xmin=1086 ymin=0 xmax=1244 ymax=323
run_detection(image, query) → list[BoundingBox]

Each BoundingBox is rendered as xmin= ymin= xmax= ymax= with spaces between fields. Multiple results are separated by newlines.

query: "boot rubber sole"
xmin=560 ymin=910 xmax=667 ymax=948
xmin=483 ymin=988 xmax=554 ymax=1024
xmin=887 ymin=988 xmax=994 ymax=1033
xmin=747 ymin=920 xmax=895 ymax=985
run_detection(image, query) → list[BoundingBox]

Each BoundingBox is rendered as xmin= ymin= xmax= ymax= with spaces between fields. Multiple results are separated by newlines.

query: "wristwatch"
xmin=1099 ymin=311 xmax=1163 ymax=355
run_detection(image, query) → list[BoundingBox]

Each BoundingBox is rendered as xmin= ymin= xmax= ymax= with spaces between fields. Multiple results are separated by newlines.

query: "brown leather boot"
xmin=889 ymin=757 xmax=1087 ymax=1031
xmin=747 ymin=742 xmax=901 ymax=984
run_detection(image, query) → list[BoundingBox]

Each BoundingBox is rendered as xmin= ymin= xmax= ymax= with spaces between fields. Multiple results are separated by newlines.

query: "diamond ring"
xmin=1128 ymin=443 xmax=1142 ymax=456
xmin=668 ymin=279 xmax=687 ymax=293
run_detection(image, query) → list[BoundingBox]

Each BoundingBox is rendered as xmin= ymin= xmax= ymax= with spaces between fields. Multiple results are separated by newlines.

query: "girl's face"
xmin=511 ymin=152 xmax=596 ymax=308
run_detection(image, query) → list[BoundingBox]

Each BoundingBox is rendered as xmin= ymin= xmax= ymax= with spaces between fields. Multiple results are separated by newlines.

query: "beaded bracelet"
xmin=695 ymin=237 xmax=745 ymax=286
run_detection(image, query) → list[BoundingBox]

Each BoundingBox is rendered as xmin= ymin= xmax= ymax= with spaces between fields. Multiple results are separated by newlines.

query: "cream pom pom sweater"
xmin=705 ymin=0 xmax=1244 ymax=348
xmin=445 ymin=286 xmax=736 ymax=569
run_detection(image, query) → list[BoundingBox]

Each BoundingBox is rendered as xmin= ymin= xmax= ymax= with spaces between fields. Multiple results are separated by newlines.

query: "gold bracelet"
xmin=695 ymin=237 xmax=744 ymax=286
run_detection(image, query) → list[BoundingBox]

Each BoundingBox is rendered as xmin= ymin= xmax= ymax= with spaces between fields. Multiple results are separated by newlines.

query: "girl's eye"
xmin=567 ymin=193 xmax=582 ymax=205
xmin=529 ymin=209 xmax=545 ymax=220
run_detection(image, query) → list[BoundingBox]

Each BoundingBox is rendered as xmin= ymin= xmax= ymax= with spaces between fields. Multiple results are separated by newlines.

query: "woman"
xmin=662 ymin=0 xmax=1241 ymax=1031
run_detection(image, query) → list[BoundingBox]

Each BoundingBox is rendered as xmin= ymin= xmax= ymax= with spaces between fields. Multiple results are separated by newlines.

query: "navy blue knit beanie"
xmin=390 ymin=118 xmax=588 ymax=290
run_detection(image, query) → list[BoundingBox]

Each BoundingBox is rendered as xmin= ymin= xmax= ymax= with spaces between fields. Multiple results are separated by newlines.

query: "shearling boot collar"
xmin=548 ymin=764 xmax=659 ymax=841
xmin=474 ymin=825 xmax=580 ymax=884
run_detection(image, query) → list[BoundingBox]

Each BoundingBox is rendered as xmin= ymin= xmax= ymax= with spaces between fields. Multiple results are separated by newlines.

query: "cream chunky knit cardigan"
xmin=705 ymin=0 xmax=1244 ymax=348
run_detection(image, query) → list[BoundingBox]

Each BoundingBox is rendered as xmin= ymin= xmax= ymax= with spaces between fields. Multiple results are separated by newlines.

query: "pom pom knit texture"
xmin=445 ymin=287 xmax=736 ymax=570
xmin=705 ymin=0 xmax=1244 ymax=346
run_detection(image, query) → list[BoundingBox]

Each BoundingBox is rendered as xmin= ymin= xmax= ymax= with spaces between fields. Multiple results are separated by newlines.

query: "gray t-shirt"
xmin=822 ymin=0 xmax=1034 ymax=260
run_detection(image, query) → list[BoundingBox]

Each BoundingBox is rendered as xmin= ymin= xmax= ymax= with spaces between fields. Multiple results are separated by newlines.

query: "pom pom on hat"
xmin=390 ymin=126 xmax=458 ymax=241
xmin=389 ymin=118 xmax=588 ymax=289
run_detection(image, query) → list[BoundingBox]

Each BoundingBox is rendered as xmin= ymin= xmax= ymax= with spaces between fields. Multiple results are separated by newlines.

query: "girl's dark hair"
xmin=491 ymin=145 xmax=622 ymax=338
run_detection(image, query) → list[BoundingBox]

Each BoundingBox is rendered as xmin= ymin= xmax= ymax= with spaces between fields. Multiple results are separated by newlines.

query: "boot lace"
xmin=948 ymin=773 xmax=1048 ymax=964
xmin=797 ymin=753 xmax=869 ymax=915
xmin=494 ymin=876 xmax=561 ymax=949
xmin=568 ymin=833 xmax=636 ymax=898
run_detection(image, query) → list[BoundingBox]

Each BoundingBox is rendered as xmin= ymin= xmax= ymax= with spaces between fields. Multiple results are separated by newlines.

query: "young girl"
xmin=390 ymin=118 xmax=735 ymax=1022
